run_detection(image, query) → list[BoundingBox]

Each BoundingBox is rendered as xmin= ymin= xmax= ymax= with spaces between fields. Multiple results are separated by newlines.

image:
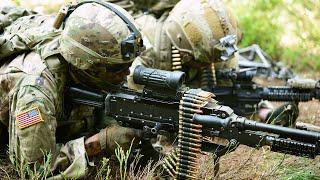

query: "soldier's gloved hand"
xmin=100 ymin=124 xmax=142 ymax=155
xmin=266 ymin=102 xmax=299 ymax=127
xmin=258 ymin=100 xmax=274 ymax=122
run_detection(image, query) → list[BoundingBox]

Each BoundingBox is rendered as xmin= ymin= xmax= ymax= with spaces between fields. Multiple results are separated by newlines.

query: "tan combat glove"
xmin=85 ymin=124 xmax=142 ymax=158
xmin=101 ymin=124 xmax=142 ymax=155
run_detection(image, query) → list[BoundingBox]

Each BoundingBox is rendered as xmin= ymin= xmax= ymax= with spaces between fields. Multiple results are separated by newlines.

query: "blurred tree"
xmin=226 ymin=0 xmax=320 ymax=71
xmin=282 ymin=0 xmax=320 ymax=70
xmin=11 ymin=0 xmax=21 ymax=5
xmin=236 ymin=0 xmax=284 ymax=58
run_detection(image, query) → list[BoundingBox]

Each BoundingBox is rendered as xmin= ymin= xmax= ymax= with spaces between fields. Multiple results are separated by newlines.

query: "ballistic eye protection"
xmin=54 ymin=0 xmax=145 ymax=61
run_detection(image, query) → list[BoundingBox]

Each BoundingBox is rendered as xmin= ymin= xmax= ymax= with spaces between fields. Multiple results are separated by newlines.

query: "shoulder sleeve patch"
xmin=16 ymin=107 xmax=44 ymax=129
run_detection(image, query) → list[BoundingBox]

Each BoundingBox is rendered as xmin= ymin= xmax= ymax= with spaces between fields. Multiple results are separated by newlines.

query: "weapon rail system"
xmin=214 ymin=68 xmax=320 ymax=116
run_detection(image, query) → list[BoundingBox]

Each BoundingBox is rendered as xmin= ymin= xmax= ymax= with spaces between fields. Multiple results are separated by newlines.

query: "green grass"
xmin=281 ymin=170 xmax=319 ymax=180
xmin=278 ymin=165 xmax=320 ymax=180
xmin=264 ymin=154 xmax=320 ymax=180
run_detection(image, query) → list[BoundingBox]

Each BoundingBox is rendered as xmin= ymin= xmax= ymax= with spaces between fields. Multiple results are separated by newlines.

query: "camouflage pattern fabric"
xmin=0 ymin=6 xmax=36 ymax=33
xmin=0 ymin=14 xmax=60 ymax=62
xmin=59 ymin=2 xmax=137 ymax=70
xmin=0 ymin=39 xmax=80 ymax=177
xmin=134 ymin=14 xmax=172 ymax=70
xmin=0 ymin=2 xmax=141 ymax=179
xmin=165 ymin=0 xmax=240 ymax=63
xmin=0 ymin=33 xmax=100 ymax=179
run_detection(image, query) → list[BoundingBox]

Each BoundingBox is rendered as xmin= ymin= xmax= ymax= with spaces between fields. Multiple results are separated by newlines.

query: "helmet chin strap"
xmin=69 ymin=66 xmax=122 ymax=92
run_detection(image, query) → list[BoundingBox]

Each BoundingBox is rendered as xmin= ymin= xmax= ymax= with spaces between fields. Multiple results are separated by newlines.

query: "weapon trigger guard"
xmin=142 ymin=126 xmax=158 ymax=140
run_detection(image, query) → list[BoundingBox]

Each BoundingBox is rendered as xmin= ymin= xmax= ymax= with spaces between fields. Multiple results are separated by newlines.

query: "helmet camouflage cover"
xmin=164 ymin=0 xmax=241 ymax=63
xmin=59 ymin=2 xmax=138 ymax=70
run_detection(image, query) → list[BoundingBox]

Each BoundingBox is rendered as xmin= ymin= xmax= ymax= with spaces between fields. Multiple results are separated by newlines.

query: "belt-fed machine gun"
xmin=69 ymin=66 xmax=320 ymax=179
xmin=212 ymin=68 xmax=319 ymax=116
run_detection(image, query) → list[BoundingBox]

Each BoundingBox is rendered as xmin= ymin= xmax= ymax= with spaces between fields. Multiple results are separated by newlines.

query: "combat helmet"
xmin=164 ymin=0 xmax=241 ymax=64
xmin=58 ymin=0 xmax=144 ymax=70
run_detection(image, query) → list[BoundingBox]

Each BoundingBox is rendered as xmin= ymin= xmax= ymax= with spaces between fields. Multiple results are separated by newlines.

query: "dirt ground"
xmin=0 ymin=150 xmax=16 ymax=179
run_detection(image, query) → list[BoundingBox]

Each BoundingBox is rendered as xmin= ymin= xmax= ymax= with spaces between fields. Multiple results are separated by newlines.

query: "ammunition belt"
xmin=200 ymin=63 xmax=217 ymax=89
xmin=171 ymin=45 xmax=182 ymax=71
xmin=163 ymin=89 xmax=214 ymax=179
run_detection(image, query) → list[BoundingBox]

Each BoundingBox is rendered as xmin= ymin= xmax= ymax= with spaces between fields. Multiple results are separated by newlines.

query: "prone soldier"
xmin=106 ymin=0 xmax=305 ymax=128
xmin=0 ymin=1 xmax=144 ymax=179
xmin=128 ymin=0 xmax=299 ymax=127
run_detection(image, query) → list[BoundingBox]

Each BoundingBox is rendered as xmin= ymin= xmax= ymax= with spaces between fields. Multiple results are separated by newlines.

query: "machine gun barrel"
xmin=241 ymin=119 xmax=320 ymax=141
xmin=193 ymin=114 xmax=320 ymax=142
xmin=193 ymin=114 xmax=320 ymax=158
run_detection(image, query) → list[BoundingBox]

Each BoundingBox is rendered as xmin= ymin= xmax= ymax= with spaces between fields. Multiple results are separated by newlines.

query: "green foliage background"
xmin=225 ymin=0 xmax=320 ymax=72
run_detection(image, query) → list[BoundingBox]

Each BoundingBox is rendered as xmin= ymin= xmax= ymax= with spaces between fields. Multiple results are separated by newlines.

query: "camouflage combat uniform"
xmin=0 ymin=2 xmax=142 ymax=179
xmin=0 ymin=6 xmax=40 ymax=147
xmin=0 ymin=17 xmax=91 ymax=179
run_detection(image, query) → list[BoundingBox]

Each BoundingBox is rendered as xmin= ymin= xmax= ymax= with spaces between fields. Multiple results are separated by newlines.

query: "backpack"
xmin=0 ymin=7 xmax=61 ymax=62
xmin=0 ymin=5 xmax=36 ymax=33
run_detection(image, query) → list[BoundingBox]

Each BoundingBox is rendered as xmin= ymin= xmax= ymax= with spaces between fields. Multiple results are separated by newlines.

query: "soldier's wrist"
xmin=84 ymin=133 xmax=103 ymax=158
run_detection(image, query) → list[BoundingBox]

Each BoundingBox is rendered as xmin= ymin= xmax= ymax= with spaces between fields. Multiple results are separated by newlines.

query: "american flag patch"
xmin=16 ymin=107 xmax=44 ymax=129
